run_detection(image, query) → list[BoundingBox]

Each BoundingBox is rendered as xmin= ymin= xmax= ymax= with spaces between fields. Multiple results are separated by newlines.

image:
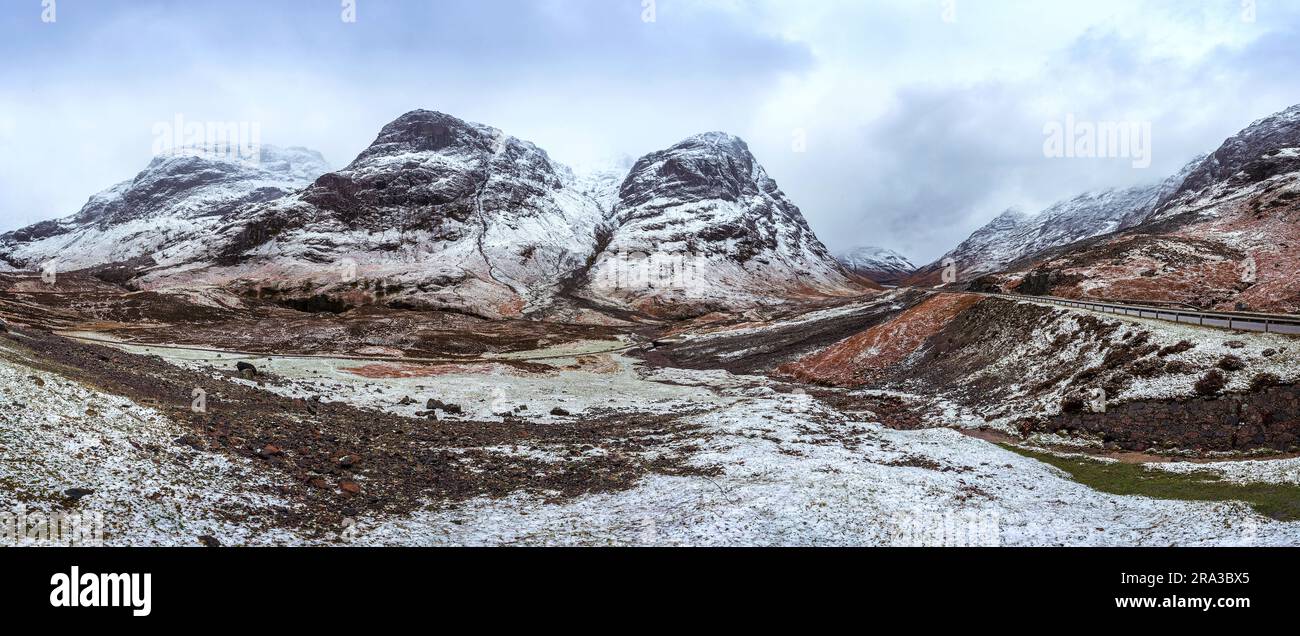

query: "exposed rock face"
xmin=1029 ymin=383 xmax=1300 ymax=452
xmin=180 ymin=110 xmax=607 ymax=319
xmin=0 ymin=146 xmax=329 ymax=272
xmin=583 ymin=133 xmax=861 ymax=317
xmin=1159 ymin=104 xmax=1300 ymax=210
xmin=835 ymin=246 xmax=916 ymax=286
xmin=4 ymin=110 xmax=864 ymax=320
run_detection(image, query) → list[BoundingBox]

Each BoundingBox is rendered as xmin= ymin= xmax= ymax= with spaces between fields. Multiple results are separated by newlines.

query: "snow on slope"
xmin=1015 ymin=103 xmax=1300 ymax=312
xmin=0 ymin=344 xmax=297 ymax=546
xmin=333 ymin=366 xmax=1294 ymax=546
xmin=584 ymin=132 xmax=862 ymax=317
xmin=70 ymin=337 xmax=1298 ymax=546
xmin=4 ymin=111 xmax=870 ymax=320
xmin=835 ymin=246 xmax=916 ymax=285
xmin=0 ymin=146 xmax=329 ymax=272
xmin=914 ymin=157 xmax=1203 ymax=284
xmin=144 ymin=110 xmax=607 ymax=318
xmin=1159 ymin=104 xmax=1300 ymax=212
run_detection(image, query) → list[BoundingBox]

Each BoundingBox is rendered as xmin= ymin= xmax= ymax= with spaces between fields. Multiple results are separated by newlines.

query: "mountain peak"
xmin=352 ymin=109 xmax=505 ymax=166
xmin=835 ymin=246 xmax=916 ymax=286
xmin=1167 ymin=102 xmax=1300 ymax=202
xmin=674 ymin=131 xmax=749 ymax=149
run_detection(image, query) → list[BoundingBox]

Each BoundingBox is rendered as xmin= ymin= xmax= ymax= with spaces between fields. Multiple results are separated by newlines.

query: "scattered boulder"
xmin=1262 ymin=348 xmax=1278 ymax=358
xmin=1194 ymin=369 xmax=1228 ymax=396
xmin=397 ymin=396 xmax=414 ymax=406
xmin=425 ymin=398 xmax=463 ymax=415
xmin=338 ymin=455 xmax=355 ymax=468
xmin=339 ymin=481 xmax=361 ymax=495
xmin=173 ymin=434 xmax=202 ymax=449
xmin=1224 ymin=340 xmax=1246 ymax=349
xmin=198 ymin=535 xmax=222 ymax=548
xmin=257 ymin=444 xmax=284 ymax=458
xmin=236 ymin=361 xmax=257 ymax=379
xmin=550 ymin=407 xmax=571 ymax=416
xmin=63 ymin=488 xmax=94 ymax=502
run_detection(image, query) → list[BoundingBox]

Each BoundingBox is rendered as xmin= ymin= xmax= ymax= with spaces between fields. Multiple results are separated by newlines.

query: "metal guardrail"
xmin=925 ymin=289 xmax=1300 ymax=335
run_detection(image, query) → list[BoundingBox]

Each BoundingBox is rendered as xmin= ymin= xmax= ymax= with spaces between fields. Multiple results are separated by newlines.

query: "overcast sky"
xmin=2 ymin=0 xmax=1299 ymax=264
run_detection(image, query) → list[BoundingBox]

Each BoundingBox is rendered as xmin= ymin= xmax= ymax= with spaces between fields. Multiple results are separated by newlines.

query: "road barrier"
xmin=926 ymin=289 xmax=1300 ymax=335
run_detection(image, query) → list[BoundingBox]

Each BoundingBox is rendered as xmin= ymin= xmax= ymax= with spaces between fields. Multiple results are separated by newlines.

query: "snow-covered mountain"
xmin=0 ymin=146 xmax=329 ymax=272
xmin=1005 ymin=103 xmax=1300 ymax=313
xmin=3 ymin=110 xmax=863 ymax=319
xmin=911 ymin=157 xmax=1202 ymax=284
xmin=164 ymin=110 xmax=607 ymax=318
xmin=834 ymin=246 xmax=915 ymax=285
xmin=1152 ymin=104 xmax=1300 ymax=216
xmin=581 ymin=132 xmax=861 ymax=317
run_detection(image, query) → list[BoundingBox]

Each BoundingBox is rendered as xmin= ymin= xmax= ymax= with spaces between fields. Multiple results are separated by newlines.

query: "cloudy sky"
xmin=2 ymin=0 xmax=1299 ymax=264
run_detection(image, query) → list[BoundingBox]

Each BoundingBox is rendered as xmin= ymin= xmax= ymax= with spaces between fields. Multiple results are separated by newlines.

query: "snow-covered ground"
xmin=5 ymin=335 xmax=1298 ymax=546
xmin=0 ymin=341 xmax=298 ymax=546
xmin=341 ymin=376 xmax=1289 ymax=546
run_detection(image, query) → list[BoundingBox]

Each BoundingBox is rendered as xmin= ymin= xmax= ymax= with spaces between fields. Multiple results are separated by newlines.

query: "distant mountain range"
xmin=909 ymin=155 xmax=1203 ymax=285
xmin=0 ymin=110 xmax=864 ymax=320
xmin=912 ymin=103 xmax=1300 ymax=313
xmin=834 ymin=246 xmax=915 ymax=286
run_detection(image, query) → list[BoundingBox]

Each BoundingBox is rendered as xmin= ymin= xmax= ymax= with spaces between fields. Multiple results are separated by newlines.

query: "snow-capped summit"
xmin=834 ymin=246 xmax=915 ymax=286
xmin=0 ymin=145 xmax=329 ymax=272
xmin=1155 ymin=103 xmax=1300 ymax=213
xmin=3 ymin=110 xmax=868 ymax=320
xmin=198 ymin=110 xmax=606 ymax=318
xmin=582 ymin=132 xmax=862 ymax=317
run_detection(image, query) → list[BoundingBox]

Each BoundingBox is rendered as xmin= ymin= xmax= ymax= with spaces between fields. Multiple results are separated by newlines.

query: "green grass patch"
xmin=1000 ymin=444 xmax=1300 ymax=521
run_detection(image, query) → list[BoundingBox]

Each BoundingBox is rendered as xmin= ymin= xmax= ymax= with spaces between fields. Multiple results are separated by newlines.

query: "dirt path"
xmin=56 ymin=330 xmax=647 ymax=365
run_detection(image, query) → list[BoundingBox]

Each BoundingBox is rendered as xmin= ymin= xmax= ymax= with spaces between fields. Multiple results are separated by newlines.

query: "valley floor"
xmin=2 ymin=318 xmax=1297 ymax=546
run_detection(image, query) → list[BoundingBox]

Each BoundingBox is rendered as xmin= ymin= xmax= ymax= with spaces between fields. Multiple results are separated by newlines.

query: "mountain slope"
xmin=1006 ymin=104 xmax=1300 ymax=313
xmin=4 ymin=111 xmax=869 ymax=321
xmin=146 ymin=110 xmax=606 ymax=319
xmin=581 ymin=132 xmax=865 ymax=317
xmin=835 ymin=246 xmax=915 ymax=285
xmin=910 ymin=157 xmax=1203 ymax=285
xmin=0 ymin=146 xmax=329 ymax=273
